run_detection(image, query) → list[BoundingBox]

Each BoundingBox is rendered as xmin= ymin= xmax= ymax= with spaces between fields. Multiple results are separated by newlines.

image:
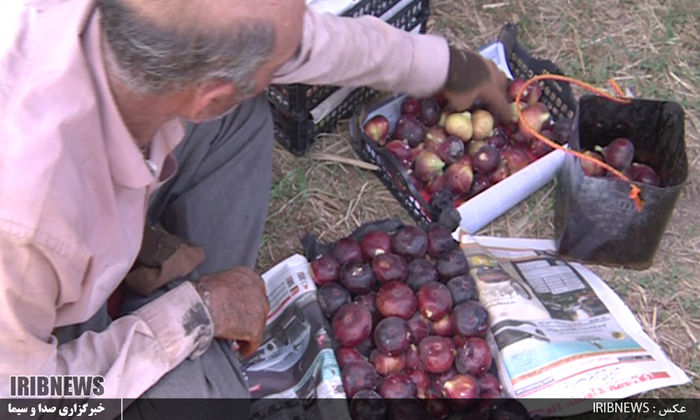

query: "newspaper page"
xmin=242 ymin=255 xmax=352 ymax=420
xmin=457 ymin=233 xmax=690 ymax=417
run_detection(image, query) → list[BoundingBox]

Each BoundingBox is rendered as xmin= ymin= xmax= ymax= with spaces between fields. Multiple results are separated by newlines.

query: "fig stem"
xmin=514 ymin=75 xmax=644 ymax=212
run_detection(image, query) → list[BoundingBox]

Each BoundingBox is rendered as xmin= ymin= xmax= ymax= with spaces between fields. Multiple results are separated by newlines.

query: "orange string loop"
xmin=514 ymin=75 xmax=644 ymax=212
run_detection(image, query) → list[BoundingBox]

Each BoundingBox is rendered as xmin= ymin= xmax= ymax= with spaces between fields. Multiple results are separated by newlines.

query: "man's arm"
xmin=273 ymin=9 xmax=450 ymax=98
xmin=0 ymin=235 xmax=213 ymax=398
xmin=273 ymin=8 xmax=511 ymax=119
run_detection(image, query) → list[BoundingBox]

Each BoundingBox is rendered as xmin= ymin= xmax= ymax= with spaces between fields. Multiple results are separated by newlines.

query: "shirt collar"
xmin=81 ymin=8 xmax=185 ymax=190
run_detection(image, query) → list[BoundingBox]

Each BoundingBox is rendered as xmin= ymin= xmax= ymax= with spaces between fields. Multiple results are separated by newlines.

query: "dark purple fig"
xmin=444 ymin=163 xmax=474 ymax=196
xmin=426 ymin=224 xmax=458 ymax=258
xmin=413 ymin=150 xmax=445 ymax=183
xmin=424 ymin=126 xmax=448 ymax=151
xmin=392 ymin=226 xmax=429 ymax=260
xmin=318 ymin=283 xmax=351 ymax=318
xmin=446 ymin=275 xmax=478 ymax=305
xmin=486 ymin=129 xmax=509 ymax=150
xmin=340 ymin=262 xmax=376 ymax=295
xmin=407 ymin=312 xmax=433 ymax=345
xmin=374 ymin=316 xmax=411 ymax=356
xmin=419 ymin=98 xmax=442 ymax=127
xmin=333 ymin=303 xmax=373 ymax=347
xmin=394 ymin=115 xmax=426 ymax=148
xmin=364 ymin=115 xmax=391 ymax=145
xmin=385 ymin=139 xmax=413 ymax=166
xmin=405 ymin=258 xmax=439 ymax=292
xmin=401 ymin=97 xmax=421 ymax=116
xmin=342 ymin=360 xmax=379 ymax=398
xmin=436 ymin=248 xmax=469 ymax=281
xmin=581 ymin=150 xmax=607 ymax=177
xmin=437 ymin=136 xmax=465 ymax=165
xmin=350 ymin=390 xmax=388 ymax=420
xmin=332 ymin=237 xmax=364 ymax=265
xmin=451 ymin=301 xmax=489 ymax=338
xmin=472 ymin=144 xmax=501 ymax=174
xmin=355 ymin=292 xmax=381 ymax=326
xmin=310 ymin=254 xmax=340 ymax=285
xmin=360 ymin=230 xmax=393 ymax=261
xmin=600 ymin=138 xmax=635 ymax=171
xmin=378 ymin=373 xmax=417 ymax=399
xmin=467 ymin=173 xmax=491 ymax=198
xmin=629 ymin=163 xmax=660 ymax=186
xmin=372 ymin=253 xmax=408 ymax=284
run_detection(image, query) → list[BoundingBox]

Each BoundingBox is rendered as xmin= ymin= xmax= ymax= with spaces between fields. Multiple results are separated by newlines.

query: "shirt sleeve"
xmin=0 ymin=234 xmax=214 ymax=399
xmin=273 ymin=8 xmax=451 ymax=98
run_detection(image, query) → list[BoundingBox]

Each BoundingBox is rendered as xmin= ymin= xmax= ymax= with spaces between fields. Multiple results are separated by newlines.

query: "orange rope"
xmin=514 ymin=75 xmax=644 ymax=212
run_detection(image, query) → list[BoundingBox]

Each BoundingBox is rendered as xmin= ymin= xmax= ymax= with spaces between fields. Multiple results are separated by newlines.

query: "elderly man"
xmin=0 ymin=0 xmax=509 ymax=411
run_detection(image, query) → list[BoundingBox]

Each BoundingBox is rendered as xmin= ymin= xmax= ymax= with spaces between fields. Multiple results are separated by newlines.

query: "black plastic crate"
xmin=350 ymin=23 xmax=578 ymax=225
xmin=269 ymin=0 xmax=431 ymax=156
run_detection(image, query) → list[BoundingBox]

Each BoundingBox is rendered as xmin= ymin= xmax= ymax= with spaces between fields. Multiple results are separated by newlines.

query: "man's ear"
xmin=180 ymin=79 xmax=237 ymax=121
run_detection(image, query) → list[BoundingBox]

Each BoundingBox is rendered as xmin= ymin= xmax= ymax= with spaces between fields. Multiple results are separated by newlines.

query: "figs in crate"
xmin=436 ymin=248 xmax=470 ymax=281
xmin=370 ymin=349 xmax=406 ymax=377
xmin=446 ymin=275 xmax=479 ymax=305
xmin=419 ymin=98 xmax=442 ymax=127
xmin=406 ymin=367 xmax=431 ymax=398
xmin=355 ymin=292 xmax=381 ymax=325
xmin=363 ymin=115 xmax=391 ymax=145
xmin=332 ymin=302 xmax=373 ymax=347
xmin=342 ymin=360 xmax=379 ymax=398
xmin=431 ymin=315 xmax=454 ymax=337
xmin=336 ymin=347 xmax=367 ymax=370
xmin=478 ymin=373 xmax=502 ymax=397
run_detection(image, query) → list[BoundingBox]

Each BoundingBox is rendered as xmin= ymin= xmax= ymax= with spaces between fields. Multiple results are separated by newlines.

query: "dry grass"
xmin=259 ymin=0 xmax=700 ymax=398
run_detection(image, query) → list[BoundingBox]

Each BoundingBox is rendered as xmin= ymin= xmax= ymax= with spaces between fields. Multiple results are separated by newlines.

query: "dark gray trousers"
xmin=57 ymin=95 xmax=274 ymax=418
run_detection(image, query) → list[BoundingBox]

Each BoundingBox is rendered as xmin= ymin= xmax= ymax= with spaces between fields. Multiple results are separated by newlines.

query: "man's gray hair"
xmin=98 ymin=0 xmax=276 ymax=95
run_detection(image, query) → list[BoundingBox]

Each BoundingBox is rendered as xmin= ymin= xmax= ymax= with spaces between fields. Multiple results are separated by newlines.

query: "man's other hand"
xmin=196 ymin=267 xmax=269 ymax=357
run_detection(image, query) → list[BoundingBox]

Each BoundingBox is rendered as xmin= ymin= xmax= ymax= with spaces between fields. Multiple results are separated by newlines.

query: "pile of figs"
xmin=311 ymin=222 xmax=520 ymax=419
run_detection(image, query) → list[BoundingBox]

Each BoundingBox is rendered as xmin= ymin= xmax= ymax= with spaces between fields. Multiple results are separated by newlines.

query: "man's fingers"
xmin=484 ymin=87 xmax=515 ymax=124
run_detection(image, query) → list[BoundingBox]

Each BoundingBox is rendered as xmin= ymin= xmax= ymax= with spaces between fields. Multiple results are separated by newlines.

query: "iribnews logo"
xmin=9 ymin=376 xmax=105 ymax=397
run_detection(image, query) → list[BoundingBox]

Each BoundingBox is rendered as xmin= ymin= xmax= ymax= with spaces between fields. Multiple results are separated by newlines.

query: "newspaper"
xmin=457 ymin=233 xmax=690 ymax=417
xmin=242 ymin=255 xmax=352 ymax=420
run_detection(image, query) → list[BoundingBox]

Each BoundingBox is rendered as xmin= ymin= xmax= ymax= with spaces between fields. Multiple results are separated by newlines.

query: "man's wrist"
xmin=444 ymin=47 xmax=491 ymax=92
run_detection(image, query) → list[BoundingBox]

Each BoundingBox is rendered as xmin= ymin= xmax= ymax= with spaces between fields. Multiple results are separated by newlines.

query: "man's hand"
xmin=441 ymin=48 xmax=513 ymax=123
xmin=195 ymin=267 xmax=269 ymax=357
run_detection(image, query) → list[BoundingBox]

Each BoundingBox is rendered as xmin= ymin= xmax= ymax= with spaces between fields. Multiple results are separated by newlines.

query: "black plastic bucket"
xmin=554 ymin=95 xmax=688 ymax=269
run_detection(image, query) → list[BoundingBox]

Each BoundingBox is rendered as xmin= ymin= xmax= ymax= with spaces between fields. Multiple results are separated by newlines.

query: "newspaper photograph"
xmin=242 ymin=255 xmax=352 ymax=420
xmin=458 ymin=233 xmax=690 ymax=417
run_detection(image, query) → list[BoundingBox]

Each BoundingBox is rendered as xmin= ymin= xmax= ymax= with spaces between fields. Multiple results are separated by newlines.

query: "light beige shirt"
xmin=0 ymin=0 xmax=449 ymax=398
